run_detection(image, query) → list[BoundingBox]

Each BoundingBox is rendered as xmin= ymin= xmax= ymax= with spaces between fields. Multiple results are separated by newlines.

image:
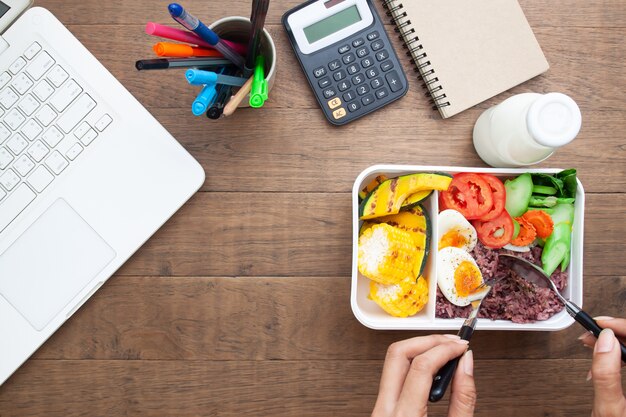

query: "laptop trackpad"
xmin=0 ymin=199 xmax=115 ymax=330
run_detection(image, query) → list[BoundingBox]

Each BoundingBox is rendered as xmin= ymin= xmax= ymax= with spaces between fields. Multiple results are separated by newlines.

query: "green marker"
xmin=249 ymin=56 xmax=268 ymax=108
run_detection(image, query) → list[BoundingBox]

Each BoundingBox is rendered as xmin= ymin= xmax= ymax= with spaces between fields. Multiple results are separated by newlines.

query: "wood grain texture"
xmin=116 ymin=192 xmax=625 ymax=277
xmin=2 ymin=359 xmax=625 ymax=417
xmin=0 ymin=0 xmax=624 ymax=415
xmin=29 ymin=275 xmax=626 ymax=361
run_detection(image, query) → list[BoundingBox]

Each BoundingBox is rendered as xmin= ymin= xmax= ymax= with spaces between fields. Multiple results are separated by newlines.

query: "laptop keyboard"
xmin=0 ymin=42 xmax=113 ymax=233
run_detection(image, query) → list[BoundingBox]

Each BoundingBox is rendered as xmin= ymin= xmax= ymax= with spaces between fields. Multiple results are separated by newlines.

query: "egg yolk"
xmin=454 ymin=261 xmax=482 ymax=297
xmin=439 ymin=229 xmax=468 ymax=250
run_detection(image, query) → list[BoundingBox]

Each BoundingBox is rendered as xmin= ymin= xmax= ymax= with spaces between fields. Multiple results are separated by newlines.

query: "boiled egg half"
xmin=437 ymin=247 xmax=490 ymax=306
xmin=438 ymin=209 xmax=477 ymax=252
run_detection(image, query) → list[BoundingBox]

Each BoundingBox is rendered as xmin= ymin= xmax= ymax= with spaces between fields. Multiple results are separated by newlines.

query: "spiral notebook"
xmin=383 ymin=0 xmax=549 ymax=118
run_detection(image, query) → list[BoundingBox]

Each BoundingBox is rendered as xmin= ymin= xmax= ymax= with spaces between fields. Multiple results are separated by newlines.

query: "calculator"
xmin=283 ymin=0 xmax=408 ymax=126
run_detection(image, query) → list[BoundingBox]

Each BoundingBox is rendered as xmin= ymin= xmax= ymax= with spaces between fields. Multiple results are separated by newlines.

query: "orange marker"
xmin=152 ymin=42 xmax=223 ymax=58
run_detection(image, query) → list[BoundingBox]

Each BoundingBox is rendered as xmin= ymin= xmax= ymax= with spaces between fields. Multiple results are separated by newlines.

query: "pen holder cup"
xmin=210 ymin=16 xmax=276 ymax=108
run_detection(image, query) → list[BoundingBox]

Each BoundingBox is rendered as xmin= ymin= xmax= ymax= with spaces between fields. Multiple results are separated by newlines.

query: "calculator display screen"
xmin=0 ymin=1 xmax=10 ymax=18
xmin=303 ymin=5 xmax=362 ymax=44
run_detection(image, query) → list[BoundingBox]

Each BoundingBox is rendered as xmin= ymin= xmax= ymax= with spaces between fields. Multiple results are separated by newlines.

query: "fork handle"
xmin=429 ymin=325 xmax=474 ymax=402
xmin=568 ymin=305 xmax=626 ymax=363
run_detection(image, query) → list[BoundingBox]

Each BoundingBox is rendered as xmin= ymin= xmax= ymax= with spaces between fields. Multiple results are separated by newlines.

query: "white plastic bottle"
xmin=473 ymin=93 xmax=581 ymax=167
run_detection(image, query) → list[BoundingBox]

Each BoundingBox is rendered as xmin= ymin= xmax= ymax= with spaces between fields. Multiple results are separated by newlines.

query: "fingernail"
xmin=463 ymin=350 xmax=474 ymax=376
xmin=577 ymin=332 xmax=591 ymax=340
xmin=454 ymin=339 xmax=470 ymax=345
xmin=443 ymin=334 xmax=461 ymax=340
xmin=586 ymin=370 xmax=592 ymax=382
xmin=593 ymin=316 xmax=614 ymax=321
xmin=595 ymin=329 xmax=615 ymax=353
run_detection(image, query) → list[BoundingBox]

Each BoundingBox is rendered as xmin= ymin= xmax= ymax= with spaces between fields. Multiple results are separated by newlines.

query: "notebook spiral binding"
xmin=382 ymin=0 xmax=451 ymax=110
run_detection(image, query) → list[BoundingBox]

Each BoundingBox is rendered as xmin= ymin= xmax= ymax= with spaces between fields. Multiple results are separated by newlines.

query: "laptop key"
xmin=57 ymin=94 xmax=96 ymax=133
xmin=46 ymin=65 xmax=69 ymax=88
xmin=24 ymin=42 xmax=42 ymax=60
xmin=25 ymin=51 xmax=55 ymax=80
xmin=45 ymin=150 xmax=68 ymax=175
xmin=0 ymin=147 xmax=13 ymax=169
xmin=14 ymin=155 xmax=35 ymax=177
xmin=0 ymin=183 xmax=36 ymax=233
xmin=0 ymin=168 xmax=20 ymax=190
xmin=49 ymin=79 xmax=82 ymax=112
xmin=0 ymin=72 xmax=11 ymax=89
xmin=27 ymin=166 xmax=54 ymax=193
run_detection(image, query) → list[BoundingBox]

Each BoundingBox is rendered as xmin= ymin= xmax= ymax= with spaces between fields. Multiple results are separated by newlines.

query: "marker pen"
xmin=185 ymin=69 xmax=247 ymax=87
xmin=168 ymin=3 xmax=246 ymax=70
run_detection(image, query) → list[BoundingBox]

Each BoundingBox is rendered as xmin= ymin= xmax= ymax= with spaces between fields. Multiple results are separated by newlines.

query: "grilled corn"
xmin=358 ymin=223 xmax=419 ymax=285
xmin=369 ymin=276 xmax=429 ymax=317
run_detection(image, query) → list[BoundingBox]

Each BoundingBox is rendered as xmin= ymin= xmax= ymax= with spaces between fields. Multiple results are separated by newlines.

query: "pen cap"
xmin=250 ymin=56 xmax=268 ymax=108
xmin=209 ymin=16 xmax=276 ymax=109
xmin=186 ymin=69 xmax=218 ymax=85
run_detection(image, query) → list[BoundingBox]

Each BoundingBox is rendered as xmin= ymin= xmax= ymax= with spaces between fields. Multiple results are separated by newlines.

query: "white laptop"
xmin=0 ymin=1 xmax=205 ymax=384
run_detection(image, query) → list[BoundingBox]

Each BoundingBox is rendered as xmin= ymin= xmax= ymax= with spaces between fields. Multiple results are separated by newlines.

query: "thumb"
xmin=448 ymin=350 xmax=476 ymax=417
xmin=591 ymin=329 xmax=626 ymax=416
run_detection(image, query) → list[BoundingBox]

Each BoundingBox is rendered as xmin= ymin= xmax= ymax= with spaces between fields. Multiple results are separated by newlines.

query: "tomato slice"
xmin=439 ymin=173 xmax=494 ymax=220
xmin=472 ymin=210 xmax=514 ymax=248
xmin=478 ymin=174 xmax=506 ymax=221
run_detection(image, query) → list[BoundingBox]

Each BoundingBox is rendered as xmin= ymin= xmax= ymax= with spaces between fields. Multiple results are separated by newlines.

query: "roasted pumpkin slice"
xmin=401 ymin=189 xmax=433 ymax=209
xmin=359 ymin=172 xmax=452 ymax=219
xmin=358 ymin=175 xmax=389 ymax=200
xmin=360 ymin=204 xmax=431 ymax=277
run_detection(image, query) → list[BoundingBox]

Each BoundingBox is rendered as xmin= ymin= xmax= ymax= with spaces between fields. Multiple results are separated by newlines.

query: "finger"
xmin=394 ymin=340 xmax=469 ymax=415
xmin=591 ymin=329 xmax=626 ymax=416
xmin=449 ymin=350 xmax=477 ymax=417
xmin=594 ymin=317 xmax=626 ymax=338
xmin=373 ymin=335 xmax=461 ymax=416
xmin=578 ymin=332 xmax=596 ymax=349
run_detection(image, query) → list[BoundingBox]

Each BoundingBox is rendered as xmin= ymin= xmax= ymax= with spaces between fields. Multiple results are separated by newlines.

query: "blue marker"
xmin=185 ymin=69 xmax=247 ymax=87
xmin=192 ymin=82 xmax=218 ymax=116
xmin=168 ymin=3 xmax=245 ymax=70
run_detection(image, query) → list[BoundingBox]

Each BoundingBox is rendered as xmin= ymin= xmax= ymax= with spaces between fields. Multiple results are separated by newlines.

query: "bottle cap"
xmin=527 ymin=93 xmax=581 ymax=148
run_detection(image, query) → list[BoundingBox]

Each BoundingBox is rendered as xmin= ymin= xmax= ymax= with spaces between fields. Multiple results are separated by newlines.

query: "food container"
xmin=351 ymin=165 xmax=585 ymax=331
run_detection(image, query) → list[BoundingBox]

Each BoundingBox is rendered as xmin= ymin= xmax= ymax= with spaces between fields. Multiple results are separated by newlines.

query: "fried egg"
xmin=438 ymin=209 xmax=477 ymax=252
xmin=437 ymin=247 xmax=489 ymax=306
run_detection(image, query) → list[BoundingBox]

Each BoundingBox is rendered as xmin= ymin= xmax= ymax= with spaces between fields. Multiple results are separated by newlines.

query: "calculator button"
xmin=361 ymin=57 xmax=374 ymax=68
xmin=323 ymin=87 xmax=337 ymax=99
xmin=346 ymin=64 xmax=360 ymax=75
xmin=343 ymin=91 xmax=356 ymax=102
xmin=375 ymin=88 xmax=389 ymax=99
xmin=352 ymin=38 xmax=365 ymax=48
xmin=370 ymin=77 xmax=384 ymax=89
xmin=385 ymin=70 xmax=403 ymax=92
xmin=338 ymin=44 xmax=351 ymax=54
xmin=342 ymin=53 xmax=356 ymax=65
xmin=371 ymin=40 xmax=384 ymax=51
xmin=347 ymin=101 xmax=361 ymax=112
xmin=333 ymin=70 xmax=347 ymax=81
xmin=356 ymin=47 xmax=369 ymax=58
xmin=352 ymin=74 xmax=365 ymax=85
xmin=376 ymin=50 xmax=390 ymax=62
xmin=328 ymin=59 xmax=341 ymax=71
xmin=337 ymin=80 xmax=351 ymax=92
xmin=381 ymin=60 xmax=394 ymax=72
xmin=366 ymin=68 xmax=379 ymax=79
xmin=367 ymin=31 xmax=379 ymax=41
xmin=327 ymin=97 xmax=342 ymax=110
xmin=361 ymin=94 xmax=375 ymax=106
xmin=357 ymin=84 xmax=370 ymax=96
xmin=313 ymin=66 xmax=326 ymax=78
xmin=332 ymin=107 xmax=347 ymax=120
xmin=318 ymin=77 xmax=331 ymax=88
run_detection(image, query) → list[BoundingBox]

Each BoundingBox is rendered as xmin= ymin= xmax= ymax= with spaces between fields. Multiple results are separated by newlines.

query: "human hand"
xmin=578 ymin=317 xmax=626 ymax=417
xmin=371 ymin=334 xmax=475 ymax=417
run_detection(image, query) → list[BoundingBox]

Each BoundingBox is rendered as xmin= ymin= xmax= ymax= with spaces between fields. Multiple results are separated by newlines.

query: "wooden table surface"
xmin=1 ymin=0 xmax=625 ymax=416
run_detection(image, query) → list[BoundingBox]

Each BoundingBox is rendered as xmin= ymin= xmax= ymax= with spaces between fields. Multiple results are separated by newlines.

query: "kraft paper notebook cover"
xmin=383 ymin=0 xmax=549 ymax=118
